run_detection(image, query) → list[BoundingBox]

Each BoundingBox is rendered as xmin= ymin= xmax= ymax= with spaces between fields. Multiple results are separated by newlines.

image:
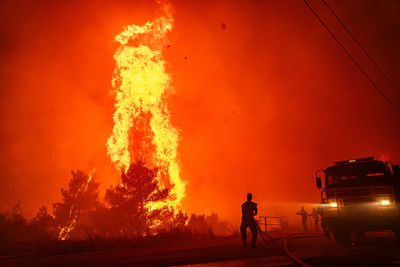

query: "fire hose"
xmin=256 ymin=223 xmax=322 ymax=267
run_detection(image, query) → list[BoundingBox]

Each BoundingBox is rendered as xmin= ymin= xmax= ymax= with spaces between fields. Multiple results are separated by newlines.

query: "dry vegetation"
xmin=0 ymin=161 xmax=233 ymax=257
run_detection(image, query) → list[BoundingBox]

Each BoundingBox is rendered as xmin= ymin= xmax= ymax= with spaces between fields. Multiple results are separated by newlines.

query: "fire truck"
xmin=316 ymin=157 xmax=400 ymax=243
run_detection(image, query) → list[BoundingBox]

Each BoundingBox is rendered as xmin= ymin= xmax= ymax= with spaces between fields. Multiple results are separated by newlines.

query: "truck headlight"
xmin=380 ymin=200 xmax=390 ymax=205
xmin=330 ymin=202 xmax=337 ymax=207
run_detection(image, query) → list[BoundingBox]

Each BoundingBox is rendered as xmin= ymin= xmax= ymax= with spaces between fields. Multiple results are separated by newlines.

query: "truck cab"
xmin=316 ymin=157 xmax=400 ymax=243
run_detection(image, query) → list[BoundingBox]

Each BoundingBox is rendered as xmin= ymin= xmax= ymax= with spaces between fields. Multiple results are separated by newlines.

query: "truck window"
xmin=336 ymin=175 xmax=357 ymax=184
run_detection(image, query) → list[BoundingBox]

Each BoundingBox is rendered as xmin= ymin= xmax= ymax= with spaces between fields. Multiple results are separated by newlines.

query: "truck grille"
xmin=343 ymin=198 xmax=372 ymax=205
xmin=336 ymin=188 xmax=371 ymax=197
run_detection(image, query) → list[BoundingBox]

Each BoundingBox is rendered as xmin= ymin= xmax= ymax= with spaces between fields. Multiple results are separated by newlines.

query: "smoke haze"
xmin=1 ymin=0 xmax=400 ymax=222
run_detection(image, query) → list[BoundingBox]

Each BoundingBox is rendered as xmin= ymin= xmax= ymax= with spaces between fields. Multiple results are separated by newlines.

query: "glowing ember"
xmin=106 ymin=0 xmax=186 ymax=209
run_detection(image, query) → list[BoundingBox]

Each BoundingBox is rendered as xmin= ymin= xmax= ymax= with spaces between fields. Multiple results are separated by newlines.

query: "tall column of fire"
xmin=107 ymin=1 xmax=186 ymax=210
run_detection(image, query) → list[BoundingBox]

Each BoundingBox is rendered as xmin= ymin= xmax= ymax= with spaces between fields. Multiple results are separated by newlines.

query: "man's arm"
xmin=254 ymin=206 xmax=258 ymax=216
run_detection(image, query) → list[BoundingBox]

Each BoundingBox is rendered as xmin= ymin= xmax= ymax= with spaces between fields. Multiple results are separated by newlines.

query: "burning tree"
xmin=105 ymin=160 xmax=170 ymax=237
xmin=106 ymin=0 xmax=186 ymax=211
xmin=53 ymin=170 xmax=100 ymax=240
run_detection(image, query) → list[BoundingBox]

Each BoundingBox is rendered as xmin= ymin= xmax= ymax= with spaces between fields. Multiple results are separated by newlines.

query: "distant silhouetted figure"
xmin=240 ymin=193 xmax=258 ymax=248
xmin=310 ymin=208 xmax=320 ymax=231
xmin=317 ymin=202 xmax=330 ymax=237
xmin=296 ymin=206 xmax=309 ymax=231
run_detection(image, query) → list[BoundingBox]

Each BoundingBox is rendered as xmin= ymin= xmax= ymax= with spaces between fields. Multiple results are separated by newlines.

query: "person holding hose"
xmin=296 ymin=206 xmax=309 ymax=232
xmin=240 ymin=193 xmax=258 ymax=248
xmin=310 ymin=208 xmax=320 ymax=231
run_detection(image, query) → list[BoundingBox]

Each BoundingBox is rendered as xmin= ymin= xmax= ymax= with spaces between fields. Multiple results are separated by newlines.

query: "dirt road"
xmin=1 ymin=233 xmax=399 ymax=266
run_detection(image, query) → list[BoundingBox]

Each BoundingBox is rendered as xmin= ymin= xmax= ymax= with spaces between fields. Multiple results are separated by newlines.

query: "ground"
xmin=1 ymin=232 xmax=400 ymax=266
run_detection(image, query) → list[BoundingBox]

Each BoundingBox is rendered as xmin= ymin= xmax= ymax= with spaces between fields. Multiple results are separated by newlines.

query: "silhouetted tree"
xmin=187 ymin=213 xmax=230 ymax=236
xmin=105 ymin=160 xmax=170 ymax=237
xmin=53 ymin=170 xmax=100 ymax=239
xmin=0 ymin=202 xmax=28 ymax=242
xmin=156 ymin=210 xmax=189 ymax=233
xmin=0 ymin=213 xmax=8 ymax=243
xmin=28 ymin=205 xmax=56 ymax=240
xmin=10 ymin=202 xmax=27 ymax=241
xmin=86 ymin=204 xmax=119 ymax=238
xmin=188 ymin=214 xmax=208 ymax=234
xmin=206 ymin=212 xmax=230 ymax=236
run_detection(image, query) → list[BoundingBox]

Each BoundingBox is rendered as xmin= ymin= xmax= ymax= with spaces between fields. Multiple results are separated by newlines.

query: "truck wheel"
xmin=394 ymin=229 xmax=400 ymax=245
xmin=353 ymin=230 xmax=365 ymax=242
xmin=323 ymin=229 xmax=331 ymax=239
xmin=332 ymin=228 xmax=350 ymax=243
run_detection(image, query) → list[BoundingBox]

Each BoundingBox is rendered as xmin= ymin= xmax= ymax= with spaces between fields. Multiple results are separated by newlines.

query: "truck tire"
xmin=394 ymin=229 xmax=400 ymax=245
xmin=323 ymin=229 xmax=331 ymax=239
xmin=332 ymin=227 xmax=350 ymax=243
xmin=353 ymin=230 xmax=365 ymax=242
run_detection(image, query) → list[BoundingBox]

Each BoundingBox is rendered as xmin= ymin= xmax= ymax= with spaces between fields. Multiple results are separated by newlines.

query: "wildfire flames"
xmin=106 ymin=1 xmax=186 ymax=210
xmin=58 ymin=169 xmax=95 ymax=241
xmin=57 ymin=1 xmax=184 ymax=240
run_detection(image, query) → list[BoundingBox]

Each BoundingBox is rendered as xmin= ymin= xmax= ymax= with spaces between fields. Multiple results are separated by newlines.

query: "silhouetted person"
xmin=310 ymin=208 xmax=320 ymax=231
xmin=296 ymin=206 xmax=309 ymax=231
xmin=318 ymin=202 xmax=330 ymax=237
xmin=240 ymin=193 xmax=258 ymax=248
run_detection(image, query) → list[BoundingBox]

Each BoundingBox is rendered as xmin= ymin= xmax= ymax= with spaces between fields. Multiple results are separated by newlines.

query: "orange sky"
xmin=0 ymin=0 xmax=400 ymax=222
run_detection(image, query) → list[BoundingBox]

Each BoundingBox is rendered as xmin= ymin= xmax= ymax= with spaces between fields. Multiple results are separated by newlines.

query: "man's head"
xmin=247 ymin=193 xmax=252 ymax=201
